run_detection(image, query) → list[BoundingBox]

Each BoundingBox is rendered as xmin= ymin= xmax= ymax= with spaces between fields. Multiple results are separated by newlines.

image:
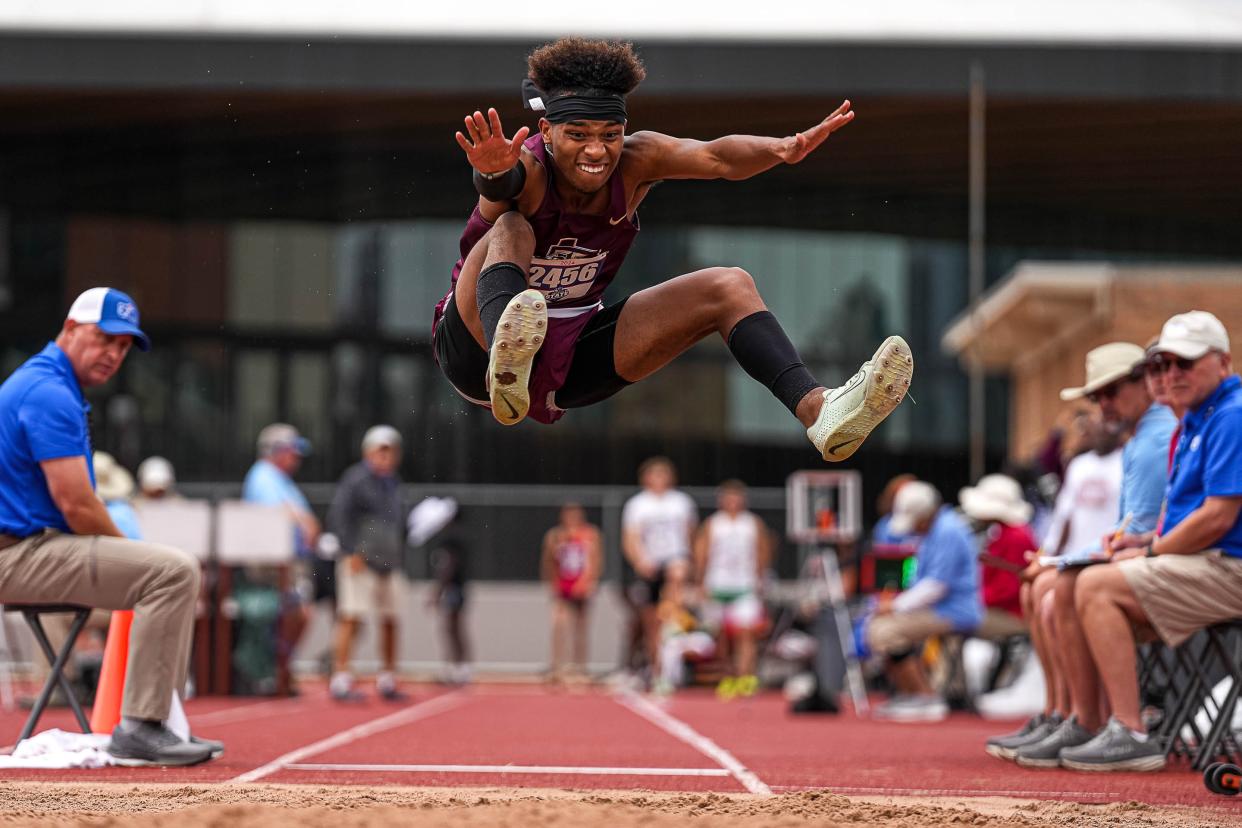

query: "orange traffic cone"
xmin=90 ymin=610 xmax=132 ymax=733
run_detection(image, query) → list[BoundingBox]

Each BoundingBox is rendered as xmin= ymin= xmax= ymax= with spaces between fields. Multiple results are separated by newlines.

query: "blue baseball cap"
xmin=66 ymin=287 xmax=151 ymax=351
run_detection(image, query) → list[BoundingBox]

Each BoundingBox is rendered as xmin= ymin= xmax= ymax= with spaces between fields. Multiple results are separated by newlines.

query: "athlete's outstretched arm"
xmin=630 ymin=100 xmax=854 ymax=182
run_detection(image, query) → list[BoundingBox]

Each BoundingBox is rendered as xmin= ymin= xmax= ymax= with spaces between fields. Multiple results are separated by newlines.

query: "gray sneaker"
xmin=1059 ymin=717 xmax=1167 ymax=772
xmin=872 ymin=693 xmax=948 ymax=722
xmin=1014 ymin=715 xmax=1095 ymax=768
xmin=108 ymin=721 xmax=213 ymax=767
xmin=985 ymin=713 xmax=1060 ymax=760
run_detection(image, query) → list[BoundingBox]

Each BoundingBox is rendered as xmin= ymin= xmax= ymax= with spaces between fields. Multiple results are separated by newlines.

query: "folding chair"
xmin=1149 ymin=624 xmax=1242 ymax=770
xmin=0 ymin=604 xmax=93 ymax=743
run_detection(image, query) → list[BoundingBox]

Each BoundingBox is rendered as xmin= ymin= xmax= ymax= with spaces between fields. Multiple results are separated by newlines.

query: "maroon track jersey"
xmin=433 ymin=134 xmax=640 ymax=424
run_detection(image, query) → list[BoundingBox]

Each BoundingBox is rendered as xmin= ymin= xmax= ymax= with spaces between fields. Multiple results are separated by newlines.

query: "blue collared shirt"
xmin=0 ymin=343 xmax=95 ymax=536
xmin=1120 ymin=402 xmax=1178 ymax=535
xmin=1165 ymin=375 xmax=1242 ymax=557
xmin=243 ymin=458 xmax=313 ymax=557
xmin=912 ymin=507 xmax=984 ymax=631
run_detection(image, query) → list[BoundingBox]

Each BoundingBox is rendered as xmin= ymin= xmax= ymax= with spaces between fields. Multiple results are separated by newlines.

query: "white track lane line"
xmin=230 ymin=691 xmax=466 ymax=783
xmin=614 ymin=690 xmax=772 ymax=796
xmin=283 ymin=763 xmax=731 ymax=777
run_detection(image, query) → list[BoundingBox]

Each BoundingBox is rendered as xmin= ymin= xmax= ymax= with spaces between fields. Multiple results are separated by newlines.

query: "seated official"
xmin=0 ymin=289 xmax=215 ymax=766
xmin=866 ymin=481 xmax=983 ymax=723
xmin=1067 ymin=311 xmax=1242 ymax=772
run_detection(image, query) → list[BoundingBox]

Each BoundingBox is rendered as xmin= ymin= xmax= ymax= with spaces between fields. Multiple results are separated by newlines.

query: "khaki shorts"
xmin=866 ymin=609 xmax=953 ymax=655
xmin=336 ymin=559 xmax=402 ymax=620
xmin=1119 ymin=550 xmax=1242 ymax=647
xmin=974 ymin=608 xmax=1028 ymax=641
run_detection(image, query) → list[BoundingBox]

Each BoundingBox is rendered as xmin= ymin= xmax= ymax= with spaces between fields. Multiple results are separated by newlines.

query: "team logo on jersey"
xmin=528 ymin=238 xmax=607 ymax=303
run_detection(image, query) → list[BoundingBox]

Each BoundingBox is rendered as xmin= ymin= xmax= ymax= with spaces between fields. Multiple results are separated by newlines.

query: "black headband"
xmin=522 ymin=78 xmax=627 ymax=124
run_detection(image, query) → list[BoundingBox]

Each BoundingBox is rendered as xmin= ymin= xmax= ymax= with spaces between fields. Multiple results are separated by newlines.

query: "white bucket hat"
xmin=1151 ymin=310 xmax=1230 ymax=360
xmin=959 ymin=474 xmax=1033 ymax=526
xmin=1060 ymin=342 xmax=1146 ymax=401
xmin=93 ymin=451 xmax=134 ymax=502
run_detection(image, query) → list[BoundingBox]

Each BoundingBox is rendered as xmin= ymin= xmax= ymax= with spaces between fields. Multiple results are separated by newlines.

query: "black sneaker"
xmin=1014 ymin=715 xmax=1095 ymax=768
xmin=1059 ymin=717 xmax=1167 ymax=772
xmin=791 ymin=692 xmax=840 ymax=715
xmin=985 ymin=713 xmax=1061 ymax=760
xmin=108 ymin=722 xmax=213 ymax=767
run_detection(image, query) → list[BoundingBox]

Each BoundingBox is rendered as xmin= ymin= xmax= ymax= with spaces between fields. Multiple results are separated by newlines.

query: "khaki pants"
xmin=866 ymin=610 xmax=953 ymax=655
xmin=0 ymin=530 xmax=199 ymax=721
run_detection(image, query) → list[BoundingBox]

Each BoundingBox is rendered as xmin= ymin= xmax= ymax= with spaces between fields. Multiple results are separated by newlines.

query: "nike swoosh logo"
xmin=827 ymin=437 xmax=862 ymax=457
xmin=609 ymin=214 xmax=627 ymax=225
xmin=497 ymin=393 xmax=520 ymax=421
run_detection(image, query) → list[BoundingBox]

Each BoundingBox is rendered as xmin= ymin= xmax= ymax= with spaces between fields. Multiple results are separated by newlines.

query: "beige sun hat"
xmin=93 ymin=451 xmax=134 ymax=502
xmin=959 ymin=474 xmax=1033 ymax=526
xmin=1060 ymin=342 xmax=1146 ymax=401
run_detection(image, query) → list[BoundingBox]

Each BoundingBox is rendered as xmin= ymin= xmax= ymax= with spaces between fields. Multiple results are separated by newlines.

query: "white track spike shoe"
xmin=487 ymin=289 xmax=547 ymax=426
xmin=808 ymin=335 xmax=913 ymax=462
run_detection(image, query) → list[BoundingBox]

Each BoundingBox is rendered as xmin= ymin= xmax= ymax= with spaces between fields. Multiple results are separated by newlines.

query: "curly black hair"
xmin=527 ymin=38 xmax=646 ymax=97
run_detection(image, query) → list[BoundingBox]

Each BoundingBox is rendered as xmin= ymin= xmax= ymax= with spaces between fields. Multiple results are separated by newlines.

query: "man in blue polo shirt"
xmin=0 ymin=288 xmax=214 ymax=766
xmin=1064 ymin=310 xmax=1242 ymax=772
xmin=867 ymin=480 xmax=982 ymax=722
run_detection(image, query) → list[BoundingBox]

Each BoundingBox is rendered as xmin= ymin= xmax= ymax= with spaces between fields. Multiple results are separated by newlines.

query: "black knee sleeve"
xmin=476 ymin=262 xmax=529 ymax=349
xmin=727 ymin=311 xmax=820 ymax=416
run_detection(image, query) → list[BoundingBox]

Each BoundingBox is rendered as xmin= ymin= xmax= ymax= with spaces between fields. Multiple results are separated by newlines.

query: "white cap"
xmin=959 ymin=474 xmax=1032 ymax=526
xmin=888 ymin=480 xmax=941 ymax=536
xmin=137 ymin=456 xmax=175 ymax=492
xmin=1152 ymin=310 xmax=1230 ymax=360
xmin=1060 ymin=342 xmax=1146 ymax=401
xmin=361 ymin=424 xmax=402 ymax=452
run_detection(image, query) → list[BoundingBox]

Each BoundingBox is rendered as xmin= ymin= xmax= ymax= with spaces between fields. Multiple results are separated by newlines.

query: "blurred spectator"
xmin=541 ymin=503 xmax=602 ymax=682
xmin=1064 ymin=312 xmax=1242 ymax=771
xmin=1041 ymin=413 xmax=1122 ymax=559
xmin=326 ymin=425 xmax=409 ymax=702
xmin=959 ymin=474 xmax=1037 ymax=641
xmin=866 ymin=481 xmax=982 ymax=722
xmin=693 ymin=480 xmax=772 ymax=700
xmin=428 ymin=508 xmax=471 ymax=685
xmin=621 ymin=457 xmax=698 ymax=684
xmin=135 ymin=456 xmax=177 ymax=501
xmin=238 ymin=423 xmax=316 ymax=695
xmin=872 ymin=473 xmax=916 ymax=546
xmin=94 ymin=451 xmax=141 ymax=540
xmin=653 ymin=597 xmax=716 ymax=696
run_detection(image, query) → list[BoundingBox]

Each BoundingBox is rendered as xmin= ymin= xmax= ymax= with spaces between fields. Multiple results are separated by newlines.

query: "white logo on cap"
xmin=116 ymin=302 xmax=138 ymax=323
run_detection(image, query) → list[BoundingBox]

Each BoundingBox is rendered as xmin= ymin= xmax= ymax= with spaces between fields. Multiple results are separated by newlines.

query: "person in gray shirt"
xmin=325 ymin=425 xmax=409 ymax=701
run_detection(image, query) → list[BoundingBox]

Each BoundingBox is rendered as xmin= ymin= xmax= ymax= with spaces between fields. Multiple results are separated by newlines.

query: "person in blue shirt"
xmin=1065 ymin=311 xmax=1242 ymax=772
xmin=866 ymin=480 xmax=982 ymax=723
xmin=0 ymin=288 xmax=213 ymax=766
xmin=1002 ymin=342 xmax=1178 ymax=767
xmin=240 ymin=422 xmax=319 ymax=695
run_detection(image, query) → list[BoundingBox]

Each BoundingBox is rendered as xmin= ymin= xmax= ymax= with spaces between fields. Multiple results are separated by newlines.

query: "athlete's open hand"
xmin=777 ymin=100 xmax=855 ymax=164
xmin=455 ymin=108 xmax=530 ymax=175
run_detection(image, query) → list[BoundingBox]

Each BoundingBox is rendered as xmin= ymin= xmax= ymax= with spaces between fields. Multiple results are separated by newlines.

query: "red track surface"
xmin=0 ymin=682 xmax=1237 ymax=808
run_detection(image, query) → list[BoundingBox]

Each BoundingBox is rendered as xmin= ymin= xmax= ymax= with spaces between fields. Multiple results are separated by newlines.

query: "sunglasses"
xmin=1149 ymin=354 xmax=1201 ymax=374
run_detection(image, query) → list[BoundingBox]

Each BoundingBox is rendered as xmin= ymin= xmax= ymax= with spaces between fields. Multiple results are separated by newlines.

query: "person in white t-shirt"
xmin=693 ymin=479 xmax=771 ymax=699
xmin=622 ymin=457 xmax=698 ymax=675
xmin=1043 ymin=416 xmax=1123 ymax=559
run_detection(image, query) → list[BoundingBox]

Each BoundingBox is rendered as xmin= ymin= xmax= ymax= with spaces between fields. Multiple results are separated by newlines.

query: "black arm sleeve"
xmin=473 ymin=162 xmax=527 ymax=201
